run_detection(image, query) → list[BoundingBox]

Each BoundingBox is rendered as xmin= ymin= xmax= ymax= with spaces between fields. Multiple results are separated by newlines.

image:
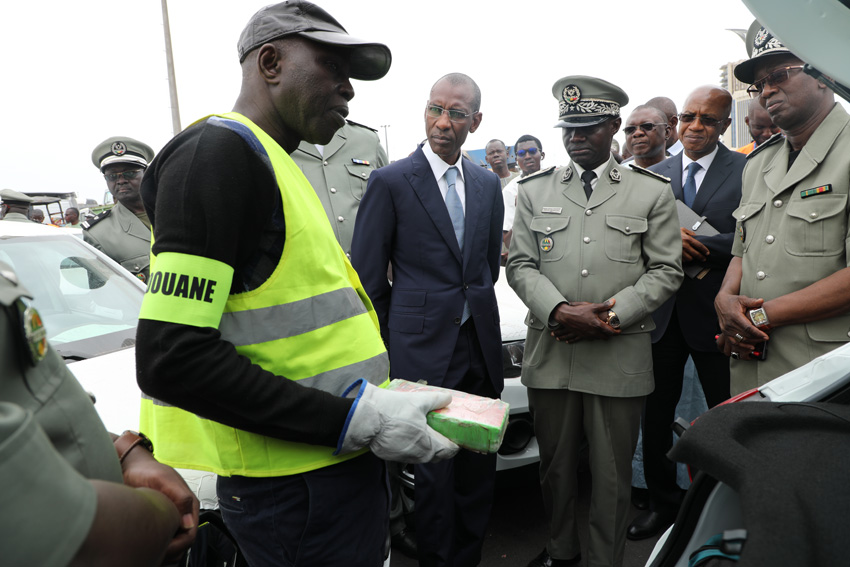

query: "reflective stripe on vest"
xmin=139 ymin=112 xmax=388 ymax=477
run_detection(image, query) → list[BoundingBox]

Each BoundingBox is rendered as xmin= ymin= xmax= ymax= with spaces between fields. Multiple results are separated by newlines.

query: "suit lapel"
xmin=321 ymin=128 xmax=347 ymax=160
xmin=692 ymin=145 xmax=734 ymax=212
xmin=407 ymin=148 xmax=463 ymax=264
xmin=587 ymin=159 xmax=619 ymax=208
xmin=659 ymin=154 xmax=684 ymax=200
xmin=461 ymin=160 xmax=482 ymax=272
xmin=561 ymin=165 xmax=588 ymax=207
xmin=115 ymin=204 xmax=151 ymax=241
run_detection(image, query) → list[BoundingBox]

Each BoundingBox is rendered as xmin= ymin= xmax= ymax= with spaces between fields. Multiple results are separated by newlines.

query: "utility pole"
xmin=380 ymin=124 xmax=390 ymax=160
xmin=161 ymin=0 xmax=181 ymax=136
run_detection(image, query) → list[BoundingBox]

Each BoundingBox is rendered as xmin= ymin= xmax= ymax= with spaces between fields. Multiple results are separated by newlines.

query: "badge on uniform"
xmin=542 ymin=207 xmax=562 ymax=214
xmin=17 ymin=300 xmax=47 ymax=364
xmin=351 ymin=158 xmax=370 ymax=166
xmin=609 ymin=168 xmax=621 ymax=182
xmin=800 ymin=184 xmax=832 ymax=199
xmin=541 ymin=237 xmax=554 ymax=252
xmin=136 ymin=272 xmax=147 ymax=283
xmin=737 ymin=224 xmax=746 ymax=243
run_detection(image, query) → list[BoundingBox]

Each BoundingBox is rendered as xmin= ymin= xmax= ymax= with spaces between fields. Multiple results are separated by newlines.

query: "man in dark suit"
xmin=351 ymin=73 xmax=504 ymax=567
xmin=628 ymin=85 xmax=746 ymax=540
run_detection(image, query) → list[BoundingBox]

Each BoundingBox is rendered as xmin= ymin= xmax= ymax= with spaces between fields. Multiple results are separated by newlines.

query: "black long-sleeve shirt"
xmin=136 ymin=119 xmax=352 ymax=447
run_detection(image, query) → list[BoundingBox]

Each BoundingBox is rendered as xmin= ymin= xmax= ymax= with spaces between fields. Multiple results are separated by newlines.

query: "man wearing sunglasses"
xmin=352 ymin=73 xmax=504 ymax=567
xmin=502 ymin=135 xmax=546 ymax=257
xmin=628 ymin=85 xmax=745 ymax=541
xmin=622 ymin=105 xmax=670 ymax=169
xmin=716 ymin=21 xmax=850 ymax=395
xmin=84 ymin=137 xmax=155 ymax=283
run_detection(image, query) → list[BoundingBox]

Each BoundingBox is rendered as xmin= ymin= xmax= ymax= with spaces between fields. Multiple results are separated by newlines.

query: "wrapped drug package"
xmin=386 ymin=379 xmax=510 ymax=454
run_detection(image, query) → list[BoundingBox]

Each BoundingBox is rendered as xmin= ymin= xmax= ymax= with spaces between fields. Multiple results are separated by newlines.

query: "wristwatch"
xmin=606 ymin=310 xmax=621 ymax=329
xmin=748 ymin=307 xmax=771 ymax=329
xmin=114 ymin=430 xmax=154 ymax=464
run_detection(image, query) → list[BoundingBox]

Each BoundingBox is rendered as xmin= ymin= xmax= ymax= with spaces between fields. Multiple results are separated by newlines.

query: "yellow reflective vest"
xmin=139 ymin=112 xmax=388 ymax=477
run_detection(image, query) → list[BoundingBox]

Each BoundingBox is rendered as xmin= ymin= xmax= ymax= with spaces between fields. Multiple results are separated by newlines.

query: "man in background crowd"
xmin=85 ymin=137 xmax=155 ymax=282
xmin=647 ymin=96 xmax=684 ymax=156
xmin=486 ymin=138 xmax=519 ymax=189
xmin=622 ymin=105 xmax=671 ymax=168
xmin=64 ymin=207 xmax=82 ymax=228
xmin=502 ymin=134 xmax=545 ymax=258
xmin=736 ymin=99 xmax=780 ymax=155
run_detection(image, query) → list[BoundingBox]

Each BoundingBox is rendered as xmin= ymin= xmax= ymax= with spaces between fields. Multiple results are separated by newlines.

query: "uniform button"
xmin=361 ymin=172 xmax=367 ymax=178
xmin=323 ymin=160 xmax=329 ymax=166
xmin=583 ymin=236 xmax=591 ymax=243
xmin=810 ymin=212 xmax=818 ymax=219
xmin=625 ymin=226 xmax=631 ymax=233
xmin=546 ymin=226 xmax=551 ymax=232
xmin=463 ymin=283 xmax=469 ymax=290
xmin=774 ymin=199 xmax=783 ymax=208
xmin=640 ymin=324 xmax=646 ymax=330
xmin=756 ymin=271 xmax=766 ymax=280
xmin=453 ymin=317 xmax=461 ymax=325
xmin=581 ymin=269 xmax=589 ymax=277
xmin=585 ymin=209 xmax=592 ymax=216
xmin=337 ymin=216 xmax=345 ymax=222
xmin=330 ymin=187 xmax=337 ymax=193
xmin=346 ymin=253 xmax=351 ymax=259
xmin=765 ymin=235 xmax=775 ymax=244
xmin=740 ymin=214 xmax=747 ymax=220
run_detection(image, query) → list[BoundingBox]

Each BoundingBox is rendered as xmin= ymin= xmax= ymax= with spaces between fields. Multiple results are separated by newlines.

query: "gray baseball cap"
xmin=237 ymin=1 xmax=392 ymax=81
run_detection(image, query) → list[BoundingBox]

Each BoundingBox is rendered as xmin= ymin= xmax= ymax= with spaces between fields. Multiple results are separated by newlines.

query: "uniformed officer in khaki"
xmin=291 ymin=120 xmax=387 ymax=257
xmin=506 ymin=76 xmax=683 ymax=567
xmin=716 ymin=22 xmax=850 ymax=394
xmin=0 ymin=189 xmax=34 ymax=222
xmin=85 ymin=137 xmax=155 ymax=282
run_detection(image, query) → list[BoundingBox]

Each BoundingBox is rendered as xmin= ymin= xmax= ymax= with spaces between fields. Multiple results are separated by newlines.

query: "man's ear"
xmin=469 ymin=111 xmax=483 ymax=133
xmin=720 ymin=117 xmax=732 ymax=135
xmin=256 ymin=43 xmax=282 ymax=84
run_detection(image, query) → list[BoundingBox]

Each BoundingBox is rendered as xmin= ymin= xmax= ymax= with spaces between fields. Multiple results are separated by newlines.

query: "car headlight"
xmin=501 ymin=340 xmax=525 ymax=378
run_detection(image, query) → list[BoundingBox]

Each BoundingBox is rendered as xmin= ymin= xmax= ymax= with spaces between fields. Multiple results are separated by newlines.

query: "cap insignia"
xmin=754 ymin=27 xmax=769 ymax=47
xmin=111 ymin=141 xmax=127 ymax=156
xmin=563 ymin=84 xmax=581 ymax=104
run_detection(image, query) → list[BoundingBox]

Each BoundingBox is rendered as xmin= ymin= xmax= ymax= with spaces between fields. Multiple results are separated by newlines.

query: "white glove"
xmin=335 ymin=379 xmax=459 ymax=463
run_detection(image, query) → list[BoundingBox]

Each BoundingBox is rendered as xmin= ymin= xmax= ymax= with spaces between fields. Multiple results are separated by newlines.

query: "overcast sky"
xmin=1 ymin=0 xmax=764 ymax=204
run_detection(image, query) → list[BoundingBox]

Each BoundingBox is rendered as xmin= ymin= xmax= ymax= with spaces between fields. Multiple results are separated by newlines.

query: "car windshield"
xmin=0 ymin=234 xmax=143 ymax=359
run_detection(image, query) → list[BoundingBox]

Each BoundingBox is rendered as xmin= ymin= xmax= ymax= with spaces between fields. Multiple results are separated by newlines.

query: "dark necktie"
xmin=683 ymin=162 xmax=701 ymax=208
xmin=581 ymin=170 xmax=596 ymax=201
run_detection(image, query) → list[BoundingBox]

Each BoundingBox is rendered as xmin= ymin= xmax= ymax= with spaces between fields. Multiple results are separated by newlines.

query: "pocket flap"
xmin=786 ymin=194 xmax=847 ymax=224
xmin=345 ymin=164 xmax=373 ymax=180
xmin=605 ymin=215 xmax=647 ymax=235
xmin=529 ymin=216 xmax=569 ymax=234
xmin=732 ymin=201 xmax=766 ymax=222
xmin=393 ymin=290 xmax=426 ymax=307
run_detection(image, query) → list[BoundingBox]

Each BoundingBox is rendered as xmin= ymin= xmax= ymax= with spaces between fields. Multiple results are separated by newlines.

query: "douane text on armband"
xmin=147 ymin=271 xmax=216 ymax=303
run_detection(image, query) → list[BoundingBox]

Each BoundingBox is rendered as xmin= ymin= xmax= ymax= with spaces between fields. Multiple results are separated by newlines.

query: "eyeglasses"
xmin=104 ymin=169 xmax=143 ymax=182
xmin=678 ymin=113 xmax=724 ymax=129
xmin=516 ymin=147 xmax=540 ymax=158
xmin=747 ymin=65 xmax=806 ymax=97
xmin=623 ymin=122 xmax=667 ymax=136
xmin=425 ymin=104 xmax=471 ymax=123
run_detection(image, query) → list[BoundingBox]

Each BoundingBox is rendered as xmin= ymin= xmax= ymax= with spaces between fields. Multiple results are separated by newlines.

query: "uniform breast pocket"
xmin=345 ymin=164 xmax=372 ymax=201
xmin=784 ymin=195 xmax=847 ymax=257
xmin=529 ymin=216 xmax=570 ymax=262
xmin=732 ymin=202 xmax=766 ymax=254
xmin=604 ymin=215 xmax=647 ymax=263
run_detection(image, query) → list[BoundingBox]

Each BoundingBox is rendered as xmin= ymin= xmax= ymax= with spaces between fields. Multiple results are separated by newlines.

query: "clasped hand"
xmin=550 ymin=299 xmax=620 ymax=344
xmin=714 ymin=292 xmax=770 ymax=360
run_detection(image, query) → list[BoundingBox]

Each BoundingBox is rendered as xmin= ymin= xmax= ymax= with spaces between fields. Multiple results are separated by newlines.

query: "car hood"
xmin=67 ymin=347 xmax=140 ymax=433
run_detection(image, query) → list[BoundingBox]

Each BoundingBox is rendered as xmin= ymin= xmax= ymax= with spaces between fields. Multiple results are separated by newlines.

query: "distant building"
xmin=719 ymin=60 xmax=751 ymax=149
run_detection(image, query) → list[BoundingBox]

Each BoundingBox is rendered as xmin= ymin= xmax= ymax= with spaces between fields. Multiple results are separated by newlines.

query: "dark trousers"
xmin=644 ymin=311 xmax=730 ymax=513
xmin=217 ymin=453 xmax=389 ymax=567
xmin=414 ymin=320 xmax=498 ymax=567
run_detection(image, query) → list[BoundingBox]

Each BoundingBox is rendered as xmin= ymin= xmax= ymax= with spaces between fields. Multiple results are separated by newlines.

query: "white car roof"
xmin=0 ymin=219 xmax=82 ymax=237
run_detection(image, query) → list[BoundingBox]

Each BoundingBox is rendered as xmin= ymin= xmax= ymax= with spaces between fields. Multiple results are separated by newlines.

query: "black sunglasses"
xmin=746 ymin=65 xmax=806 ymax=97
xmin=678 ymin=113 xmax=724 ymax=129
xmin=516 ymin=147 xmax=540 ymax=158
xmin=103 ymin=169 xmax=143 ymax=182
xmin=623 ymin=122 xmax=667 ymax=136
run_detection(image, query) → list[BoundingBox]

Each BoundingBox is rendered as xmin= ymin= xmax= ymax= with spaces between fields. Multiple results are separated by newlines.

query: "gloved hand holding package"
xmin=335 ymin=378 xmax=459 ymax=463
xmin=386 ymin=379 xmax=509 ymax=454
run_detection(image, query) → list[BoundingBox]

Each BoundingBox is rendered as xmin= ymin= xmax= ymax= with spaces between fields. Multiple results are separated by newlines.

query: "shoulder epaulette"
xmin=628 ymin=163 xmax=671 ymax=183
xmin=81 ymin=208 xmax=112 ymax=231
xmin=746 ymin=132 xmax=784 ymax=160
xmin=345 ymin=119 xmax=378 ymax=133
xmin=518 ymin=166 xmax=556 ymax=184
